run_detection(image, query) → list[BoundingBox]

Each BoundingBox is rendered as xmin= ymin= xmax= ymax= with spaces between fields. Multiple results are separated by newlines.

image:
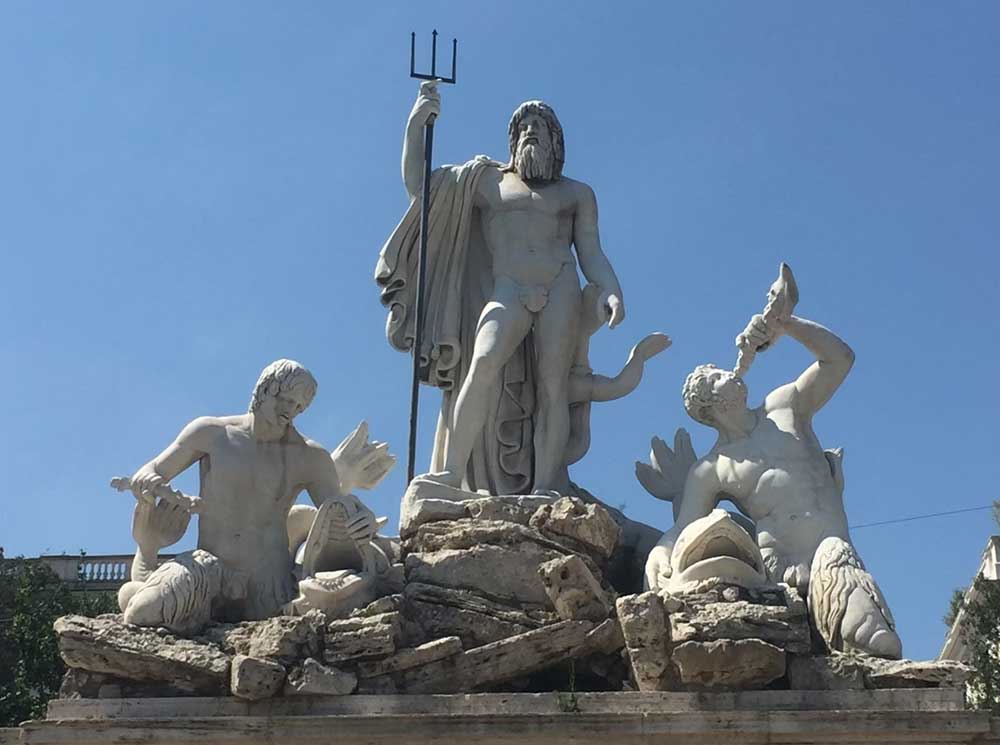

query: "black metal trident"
xmin=406 ymin=30 xmax=457 ymax=484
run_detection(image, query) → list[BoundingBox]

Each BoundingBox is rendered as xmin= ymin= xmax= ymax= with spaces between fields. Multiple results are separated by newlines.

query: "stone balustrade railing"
xmin=37 ymin=553 xmax=176 ymax=591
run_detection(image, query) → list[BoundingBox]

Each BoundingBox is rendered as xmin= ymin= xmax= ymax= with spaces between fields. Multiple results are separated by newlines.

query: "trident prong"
xmin=410 ymin=29 xmax=457 ymax=84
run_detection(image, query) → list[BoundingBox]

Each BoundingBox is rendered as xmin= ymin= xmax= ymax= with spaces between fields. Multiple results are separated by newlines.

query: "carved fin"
xmin=636 ymin=428 xmax=698 ymax=520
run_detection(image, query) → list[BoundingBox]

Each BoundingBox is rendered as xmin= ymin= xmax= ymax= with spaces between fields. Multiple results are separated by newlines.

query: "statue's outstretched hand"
xmin=644 ymin=544 xmax=672 ymax=591
xmin=331 ymin=421 xmax=396 ymax=493
xmin=411 ymin=80 xmax=441 ymax=128
xmin=131 ymin=498 xmax=190 ymax=553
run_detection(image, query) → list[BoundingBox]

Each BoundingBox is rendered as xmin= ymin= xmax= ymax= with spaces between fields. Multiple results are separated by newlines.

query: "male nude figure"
xmin=645 ymin=313 xmax=902 ymax=658
xmin=404 ymin=82 xmax=625 ymax=492
xmin=126 ymin=359 xmax=390 ymax=621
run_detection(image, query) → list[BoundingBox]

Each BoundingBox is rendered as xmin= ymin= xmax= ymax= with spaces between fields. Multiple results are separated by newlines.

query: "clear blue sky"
xmin=1 ymin=2 xmax=997 ymax=661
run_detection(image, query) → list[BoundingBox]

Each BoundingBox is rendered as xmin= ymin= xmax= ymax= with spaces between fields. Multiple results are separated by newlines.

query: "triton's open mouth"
xmin=670 ymin=509 xmax=766 ymax=588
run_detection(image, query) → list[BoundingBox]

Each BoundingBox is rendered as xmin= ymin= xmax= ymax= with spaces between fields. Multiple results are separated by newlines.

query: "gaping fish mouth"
xmin=671 ymin=509 xmax=766 ymax=587
xmin=299 ymin=570 xmax=368 ymax=598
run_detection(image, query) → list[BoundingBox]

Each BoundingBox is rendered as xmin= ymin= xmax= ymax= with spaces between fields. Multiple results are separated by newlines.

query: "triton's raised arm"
xmin=754 ymin=314 xmax=854 ymax=418
xmin=785 ymin=315 xmax=855 ymax=415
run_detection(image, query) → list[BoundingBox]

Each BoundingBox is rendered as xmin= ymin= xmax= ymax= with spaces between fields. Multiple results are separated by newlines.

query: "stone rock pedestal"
xmin=20 ymin=689 xmax=1000 ymax=745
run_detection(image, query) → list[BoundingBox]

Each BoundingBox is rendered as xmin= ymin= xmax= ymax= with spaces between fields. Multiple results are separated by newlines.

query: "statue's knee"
xmin=122 ymin=586 xmax=168 ymax=628
xmin=117 ymin=580 xmax=143 ymax=613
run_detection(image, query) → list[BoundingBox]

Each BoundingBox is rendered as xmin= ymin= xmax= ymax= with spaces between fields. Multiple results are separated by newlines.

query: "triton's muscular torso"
xmin=707 ymin=407 xmax=851 ymax=578
xmin=475 ymin=168 xmax=578 ymax=287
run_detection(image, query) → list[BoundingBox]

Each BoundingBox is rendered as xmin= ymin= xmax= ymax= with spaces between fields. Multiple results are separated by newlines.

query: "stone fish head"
xmin=669 ymin=509 xmax=766 ymax=591
xmin=289 ymin=496 xmax=382 ymax=618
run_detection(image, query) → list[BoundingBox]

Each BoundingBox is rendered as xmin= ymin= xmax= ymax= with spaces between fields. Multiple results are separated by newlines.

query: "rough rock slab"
xmin=586 ymin=618 xmax=625 ymax=655
xmin=357 ymin=636 xmax=463 ymax=679
xmin=54 ymin=614 xmax=230 ymax=694
xmin=407 ymin=518 xmax=573 ymax=556
xmin=244 ymin=613 xmax=323 ymax=663
xmin=401 ymin=498 xmax=469 ymax=537
xmin=405 ymin=543 xmax=562 ymax=607
xmin=672 ymin=639 xmax=786 ymax=690
xmin=325 ymin=615 xmax=399 ymax=664
xmin=284 ymin=657 xmax=357 ymax=696
xmin=328 ymin=611 xmax=403 ymax=638
xmin=403 ymin=583 xmax=545 ymax=648
xmin=862 ymin=656 xmax=974 ymax=689
xmin=58 ymin=668 xmax=193 ymax=700
xmin=530 ymin=497 xmax=621 ymax=560
xmin=399 ymin=478 xmax=472 ymax=537
xmin=351 ymin=594 xmax=403 ymax=618
xmin=230 ymin=654 xmax=285 ymax=701
xmin=374 ymin=619 xmax=596 ymax=694
xmin=668 ymin=596 xmax=811 ymax=654
xmin=617 ymin=592 xmax=672 ymax=692
xmin=787 ymin=654 xmax=867 ymax=690
xmin=466 ymin=495 xmax=556 ymax=524
xmin=538 ymin=555 xmax=613 ymax=622
xmin=375 ymin=563 xmax=406 ymax=596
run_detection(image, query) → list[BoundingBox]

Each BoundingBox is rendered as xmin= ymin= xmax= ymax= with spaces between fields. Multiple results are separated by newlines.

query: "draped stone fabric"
xmin=376 ymin=157 xmax=556 ymax=495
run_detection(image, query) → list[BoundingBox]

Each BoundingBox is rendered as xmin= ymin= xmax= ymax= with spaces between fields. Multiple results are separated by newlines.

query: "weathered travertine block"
xmin=351 ymin=594 xmax=403 ymax=618
xmin=405 ymin=544 xmax=561 ymax=607
xmin=862 ymin=656 xmax=974 ymax=689
xmin=538 ymin=555 xmax=612 ymax=622
xmin=376 ymin=620 xmax=596 ymax=694
xmin=230 ymin=654 xmax=285 ymax=700
xmin=244 ymin=613 xmax=323 ymax=664
xmin=787 ymin=654 xmax=867 ymax=690
xmin=325 ymin=614 xmax=400 ymax=664
xmin=406 ymin=518 xmax=568 ymax=555
xmin=401 ymin=497 xmax=470 ymax=537
xmin=58 ymin=668 xmax=191 ymax=699
xmin=54 ymin=615 xmax=230 ymax=694
xmin=284 ymin=658 xmax=357 ymax=696
xmin=616 ymin=592 xmax=672 ymax=691
xmin=668 ymin=591 xmax=811 ymax=654
xmin=402 ymin=583 xmax=549 ymax=648
xmin=467 ymin=495 xmax=556 ymax=524
xmin=530 ymin=497 xmax=621 ymax=560
xmin=357 ymin=636 xmax=463 ymax=679
xmin=672 ymin=639 xmax=785 ymax=690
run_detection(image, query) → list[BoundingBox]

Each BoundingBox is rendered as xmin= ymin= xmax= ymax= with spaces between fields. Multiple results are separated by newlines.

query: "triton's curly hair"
xmin=682 ymin=363 xmax=729 ymax=426
xmin=248 ymin=359 xmax=317 ymax=414
xmin=506 ymin=100 xmax=565 ymax=180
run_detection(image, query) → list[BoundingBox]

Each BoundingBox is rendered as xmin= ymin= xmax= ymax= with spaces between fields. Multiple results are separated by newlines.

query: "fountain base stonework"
xmin=21 ymin=689 xmax=1000 ymax=745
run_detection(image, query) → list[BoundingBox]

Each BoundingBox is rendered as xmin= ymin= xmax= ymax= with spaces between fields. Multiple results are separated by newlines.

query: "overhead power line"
xmin=851 ymin=504 xmax=994 ymax=530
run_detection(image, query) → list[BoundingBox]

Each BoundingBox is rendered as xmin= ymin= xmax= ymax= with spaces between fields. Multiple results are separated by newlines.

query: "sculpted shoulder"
xmin=175 ymin=415 xmax=233 ymax=450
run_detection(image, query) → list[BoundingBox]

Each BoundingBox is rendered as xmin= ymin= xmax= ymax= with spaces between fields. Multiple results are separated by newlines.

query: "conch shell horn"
xmin=734 ymin=262 xmax=799 ymax=376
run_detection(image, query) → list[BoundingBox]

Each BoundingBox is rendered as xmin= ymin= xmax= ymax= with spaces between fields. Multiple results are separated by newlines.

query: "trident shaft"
xmin=407 ymin=30 xmax=457 ymax=484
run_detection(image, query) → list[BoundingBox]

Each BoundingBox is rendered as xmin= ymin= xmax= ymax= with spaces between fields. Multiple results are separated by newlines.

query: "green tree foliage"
xmin=947 ymin=500 xmax=1000 ymax=712
xmin=958 ymin=576 xmax=1000 ymax=712
xmin=0 ymin=558 xmax=117 ymax=726
xmin=944 ymin=587 xmax=966 ymax=628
